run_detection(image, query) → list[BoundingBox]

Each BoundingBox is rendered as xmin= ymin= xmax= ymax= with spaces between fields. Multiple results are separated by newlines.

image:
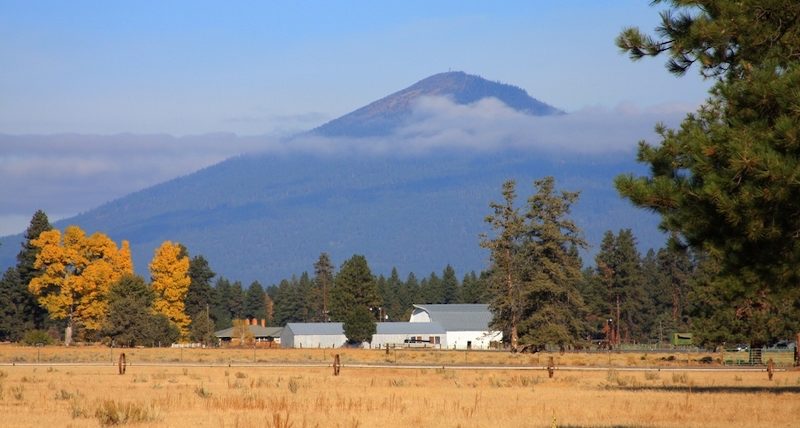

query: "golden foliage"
xmin=29 ymin=225 xmax=133 ymax=332
xmin=149 ymin=241 xmax=191 ymax=339
xmin=231 ymin=319 xmax=255 ymax=346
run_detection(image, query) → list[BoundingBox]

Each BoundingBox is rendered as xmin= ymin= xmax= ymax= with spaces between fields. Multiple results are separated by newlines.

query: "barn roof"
xmin=215 ymin=325 xmax=283 ymax=339
xmin=285 ymin=322 xmax=345 ymax=336
xmin=411 ymin=304 xmax=494 ymax=331
xmin=375 ymin=322 xmax=445 ymax=335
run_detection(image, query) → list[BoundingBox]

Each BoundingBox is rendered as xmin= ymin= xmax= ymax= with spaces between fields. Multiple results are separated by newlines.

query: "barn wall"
xmin=445 ymin=331 xmax=502 ymax=350
xmin=371 ymin=333 xmax=443 ymax=348
xmin=292 ymin=334 xmax=347 ymax=348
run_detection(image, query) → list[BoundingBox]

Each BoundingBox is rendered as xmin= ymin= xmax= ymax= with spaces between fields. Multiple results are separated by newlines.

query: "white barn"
xmin=371 ymin=322 xmax=446 ymax=348
xmin=281 ymin=323 xmax=347 ymax=348
xmin=410 ymin=304 xmax=502 ymax=350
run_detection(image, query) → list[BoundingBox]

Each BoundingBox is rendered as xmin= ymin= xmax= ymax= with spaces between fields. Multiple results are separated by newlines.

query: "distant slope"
xmin=0 ymin=72 xmax=663 ymax=284
xmin=312 ymin=71 xmax=561 ymax=137
xmin=0 ymin=151 xmax=661 ymax=284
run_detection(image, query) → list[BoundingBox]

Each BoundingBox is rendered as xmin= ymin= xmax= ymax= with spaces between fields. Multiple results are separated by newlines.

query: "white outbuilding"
xmin=409 ymin=304 xmax=502 ymax=350
xmin=281 ymin=322 xmax=347 ymax=348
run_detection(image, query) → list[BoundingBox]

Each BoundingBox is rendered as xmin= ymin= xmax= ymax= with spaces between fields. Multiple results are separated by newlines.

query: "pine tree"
xmin=480 ymin=180 xmax=526 ymax=351
xmin=101 ymin=274 xmax=170 ymax=347
xmin=16 ymin=210 xmax=52 ymax=288
xmin=330 ymin=255 xmax=379 ymax=323
xmin=0 ymin=268 xmax=32 ymax=341
xmin=243 ymin=281 xmax=267 ymax=321
xmin=441 ymin=265 xmax=459 ymax=304
xmin=15 ymin=210 xmax=52 ymax=329
xmin=228 ymin=281 xmax=245 ymax=320
xmin=149 ymin=241 xmax=191 ymax=339
xmin=594 ymin=229 xmax=649 ymax=343
xmin=185 ymin=255 xmax=215 ymax=325
xmin=311 ymin=253 xmax=334 ymax=322
xmin=210 ymin=277 xmax=232 ymax=329
xmin=384 ymin=267 xmax=404 ymax=321
xmin=483 ymin=178 xmax=588 ymax=351
xmin=516 ymin=177 xmax=588 ymax=349
xmin=615 ymin=0 xmax=800 ymax=343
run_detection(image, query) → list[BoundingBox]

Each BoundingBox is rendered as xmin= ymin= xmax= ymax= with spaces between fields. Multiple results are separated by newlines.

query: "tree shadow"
xmin=611 ymin=385 xmax=800 ymax=394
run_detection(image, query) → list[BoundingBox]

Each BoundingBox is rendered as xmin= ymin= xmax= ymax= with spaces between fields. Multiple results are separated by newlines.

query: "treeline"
xmin=0 ymin=201 xmax=775 ymax=349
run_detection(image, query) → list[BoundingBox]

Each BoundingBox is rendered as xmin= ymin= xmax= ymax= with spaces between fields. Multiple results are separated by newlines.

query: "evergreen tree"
xmin=272 ymin=277 xmax=307 ymax=325
xmin=311 ymin=253 xmax=334 ymax=322
xmin=480 ymin=180 xmax=526 ymax=351
xmin=15 ymin=210 xmax=52 ymax=329
xmin=185 ymin=255 xmax=215 ymax=324
xmin=594 ymin=229 xmax=649 ymax=343
xmin=101 ymin=274 xmax=178 ymax=347
xmin=482 ymin=178 xmax=588 ymax=351
xmin=615 ymin=0 xmax=800 ymax=343
xmin=441 ymin=265 xmax=459 ymax=304
xmin=210 ymin=277 xmax=232 ymax=329
xmin=422 ymin=272 xmax=443 ymax=304
xmin=460 ymin=271 xmax=490 ymax=304
xmin=16 ymin=210 xmax=52 ymax=288
xmin=343 ymin=306 xmax=376 ymax=344
xmin=384 ymin=267 xmax=404 ymax=321
xmin=402 ymin=272 xmax=420 ymax=319
xmin=189 ymin=310 xmax=217 ymax=346
xmin=243 ymin=280 xmax=267 ymax=321
xmin=330 ymin=255 xmax=379 ymax=323
xmin=0 ymin=267 xmax=32 ymax=341
xmin=516 ymin=177 xmax=588 ymax=349
xmin=228 ymin=281 xmax=245 ymax=320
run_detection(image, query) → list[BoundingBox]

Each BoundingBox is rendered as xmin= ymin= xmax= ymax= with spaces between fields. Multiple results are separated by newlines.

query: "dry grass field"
xmin=0 ymin=344 xmax=724 ymax=368
xmin=1 ymin=345 xmax=798 ymax=427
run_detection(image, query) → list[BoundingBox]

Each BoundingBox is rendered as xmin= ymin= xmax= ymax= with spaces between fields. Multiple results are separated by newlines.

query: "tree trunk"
xmin=511 ymin=324 xmax=518 ymax=352
xmin=64 ymin=324 xmax=73 ymax=347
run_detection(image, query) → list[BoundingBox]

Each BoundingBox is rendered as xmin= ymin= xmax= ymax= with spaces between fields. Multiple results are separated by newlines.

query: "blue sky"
xmin=0 ymin=1 xmax=713 ymax=235
xmin=1 ymin=1 xmax=710 ymax=134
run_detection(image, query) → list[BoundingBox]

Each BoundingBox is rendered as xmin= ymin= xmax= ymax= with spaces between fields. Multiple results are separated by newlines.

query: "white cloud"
xmin=282 ymin=96 xmax=691 ymax=155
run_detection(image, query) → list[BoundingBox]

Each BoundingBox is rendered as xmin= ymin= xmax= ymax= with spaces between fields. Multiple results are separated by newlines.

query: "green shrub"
xmin=21 ymin=329 xmax=53 ymax=346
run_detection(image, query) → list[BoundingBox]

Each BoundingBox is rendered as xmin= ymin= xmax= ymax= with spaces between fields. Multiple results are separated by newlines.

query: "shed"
xmin=215 ymin=325 xmax=283 ymax=346
xmin=281 ymin=323 xmax=347 ymax=348
xmin=371 ymin=322 xmax=446 ymax=348
xmin=410 ymin=304 xmax=502 ymax=349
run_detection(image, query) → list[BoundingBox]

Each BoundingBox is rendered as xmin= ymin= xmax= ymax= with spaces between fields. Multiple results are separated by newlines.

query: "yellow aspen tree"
xmin=29 ymin=225 xmax=133 ymax=341
xmin=149 ymin=241 xmax=191 ymax=339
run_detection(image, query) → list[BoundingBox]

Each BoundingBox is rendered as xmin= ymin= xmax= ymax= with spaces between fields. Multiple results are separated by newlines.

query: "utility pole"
xmin=615 ymin=296 xmax=621 ymax=346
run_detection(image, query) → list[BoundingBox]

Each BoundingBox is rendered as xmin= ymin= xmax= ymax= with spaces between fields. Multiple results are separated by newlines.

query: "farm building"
xmin=281 ymin=322 xmax=347 ymax=348
xmin=409 ymin=304 xmax=502 ymax=349
xmin=371 ymin=322 xmax=446 ymax=348
xmin=214 ymin=324 xmax=283 ymax=347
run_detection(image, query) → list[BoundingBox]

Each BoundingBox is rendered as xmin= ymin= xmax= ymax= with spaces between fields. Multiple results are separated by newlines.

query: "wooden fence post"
xmin=547 ymin=356 xmax=555 ymax=378
xmin=333 ymin=354 xmax=341 ymax=376
xmin=767 ymin=358 xmax=774 ymax=381
xmin=118 ymin=353 xmax=126 ymax=375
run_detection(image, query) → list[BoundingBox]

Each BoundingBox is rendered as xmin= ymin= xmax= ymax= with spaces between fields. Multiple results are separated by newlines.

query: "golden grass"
xmin=0 ymin=343 xmax=723 ymax=368
xmin=0 ymin=347 xmax=797 ymax=427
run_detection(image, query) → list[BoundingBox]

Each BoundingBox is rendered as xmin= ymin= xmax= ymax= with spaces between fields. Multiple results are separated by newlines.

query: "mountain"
xmin=312 ymin=71 xmax=562 ymax=137
xmin=0 ymin=72 xmax=663 ymax=284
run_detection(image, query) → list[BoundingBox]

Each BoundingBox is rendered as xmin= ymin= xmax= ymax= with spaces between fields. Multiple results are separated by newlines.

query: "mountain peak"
xmin=312 ymin=72 xmax=562 ymax=138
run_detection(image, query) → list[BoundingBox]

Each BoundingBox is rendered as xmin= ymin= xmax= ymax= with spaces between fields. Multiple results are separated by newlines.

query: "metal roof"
xmin=285 ymin=322 xmax=345 ymax=336
xmin=375 ymin=322 xmax=445 ymax=335
xmin=215 ymin=325 xmax=283 ymax=339
xmin=411 ymin=304 xmax=494 ymax=331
